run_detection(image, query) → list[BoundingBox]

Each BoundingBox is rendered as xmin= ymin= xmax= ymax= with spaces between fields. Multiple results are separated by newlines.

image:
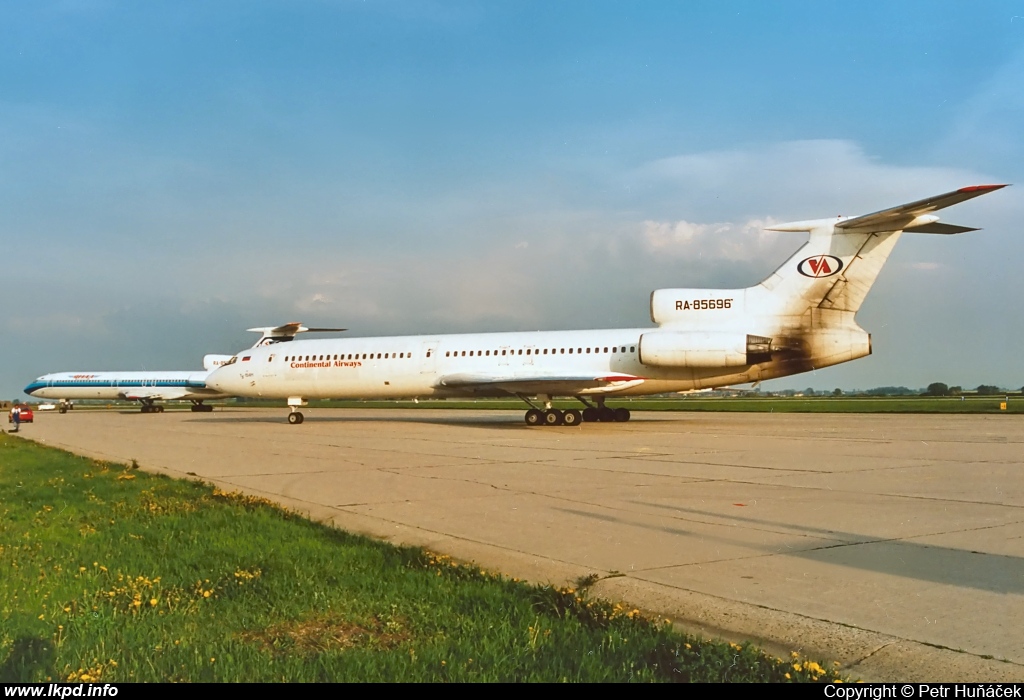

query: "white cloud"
xmin=641 ymin=217 xmax=789 ymax=262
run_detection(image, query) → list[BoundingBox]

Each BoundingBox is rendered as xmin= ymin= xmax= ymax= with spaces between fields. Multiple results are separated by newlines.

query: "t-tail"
xmin=646 ymin=185 xmax=1007 ymax=383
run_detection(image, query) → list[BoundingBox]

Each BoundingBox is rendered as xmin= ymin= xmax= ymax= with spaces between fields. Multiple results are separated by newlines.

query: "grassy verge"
xmin=0 ymin=433 xmax=848 ymax=682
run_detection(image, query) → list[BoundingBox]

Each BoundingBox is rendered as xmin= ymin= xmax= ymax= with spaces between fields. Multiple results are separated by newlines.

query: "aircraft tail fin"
xmin=755 ymin=185 xmax=1007 ymax=315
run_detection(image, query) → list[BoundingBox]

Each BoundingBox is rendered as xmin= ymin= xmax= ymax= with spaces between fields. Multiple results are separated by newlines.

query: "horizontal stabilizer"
xmin=248 ymin=322 xmax=348 ymax=347
xmin=902 ymin=222 xmax=979 ymax=235
xmin=836 ymin=184 xmax=1007 ymax=232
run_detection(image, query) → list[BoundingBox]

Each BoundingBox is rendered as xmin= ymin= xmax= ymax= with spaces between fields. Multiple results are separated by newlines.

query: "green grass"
xmin=0 ymin=433 xmax=848 ymax=682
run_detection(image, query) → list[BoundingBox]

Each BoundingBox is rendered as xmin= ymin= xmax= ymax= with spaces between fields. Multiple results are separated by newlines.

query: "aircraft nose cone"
xmin=205 ymin=369 xmax=227 ymax=392
xmin=24 ymin=380 xmax=44 ymax=396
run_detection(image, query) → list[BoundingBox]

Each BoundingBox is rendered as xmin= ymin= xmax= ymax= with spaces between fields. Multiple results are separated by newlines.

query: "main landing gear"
xmin=521 ymin=396 xmax=630 ymax=426
xmin=189 ymin=401 xmax=214 ymax=413
xmin=140 ymin=401 xmax=164 ymax=414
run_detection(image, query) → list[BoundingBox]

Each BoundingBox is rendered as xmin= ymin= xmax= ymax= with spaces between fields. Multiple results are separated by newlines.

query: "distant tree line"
xmin=791 ymin=384 xmax=1021 ymax=397
xmin=924 ymin=383 xmax=1014 ymax=396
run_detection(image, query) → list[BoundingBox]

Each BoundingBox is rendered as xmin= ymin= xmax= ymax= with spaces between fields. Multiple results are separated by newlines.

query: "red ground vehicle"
xmin=8 ymin=406 xmax=33 ymax=423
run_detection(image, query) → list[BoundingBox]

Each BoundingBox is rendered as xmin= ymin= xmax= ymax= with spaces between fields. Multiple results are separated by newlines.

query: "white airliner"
xmin=205 ymin=185 xmax=1006 ymax=426
xmin=23 ymin=323 xmax=345 ymax=413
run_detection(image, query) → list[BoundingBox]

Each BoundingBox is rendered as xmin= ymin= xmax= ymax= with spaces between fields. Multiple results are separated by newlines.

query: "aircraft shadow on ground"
xmin=557 ymin=504 xmax=1024 ymax=595
xmin=178 ymin=412 xmax=679 ymax=430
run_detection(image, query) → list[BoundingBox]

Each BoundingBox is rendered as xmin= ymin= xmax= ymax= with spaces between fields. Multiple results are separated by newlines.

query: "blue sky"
xmin=3 ymin=1 xmax=1023 ymax=398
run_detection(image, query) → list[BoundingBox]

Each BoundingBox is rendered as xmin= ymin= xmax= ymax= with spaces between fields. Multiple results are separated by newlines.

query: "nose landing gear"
xmin=286 ymin=397 xmax=306 ymax=425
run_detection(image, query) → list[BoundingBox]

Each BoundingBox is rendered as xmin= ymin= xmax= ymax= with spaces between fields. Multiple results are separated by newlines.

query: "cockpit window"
xmin=223 ymin=356 xmax=238 ymax=366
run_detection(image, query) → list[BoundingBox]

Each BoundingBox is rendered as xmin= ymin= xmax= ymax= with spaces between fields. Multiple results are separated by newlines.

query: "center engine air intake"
xmin=638 ymin=332 xmax=784 ymax=368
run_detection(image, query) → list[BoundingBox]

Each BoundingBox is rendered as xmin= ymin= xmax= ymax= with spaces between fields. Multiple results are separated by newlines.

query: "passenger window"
xmin=586 ymin=348 xmax=591 ymax=354
xmin=630 ymin=346 xmax=636 ymax=352
xmin=568 ymin=348 xmax=573 ymax=354
xmin=603 ymin=347 xmax=608 ymax=353
xmin=502 ymin=350 xmax=507 ymax=355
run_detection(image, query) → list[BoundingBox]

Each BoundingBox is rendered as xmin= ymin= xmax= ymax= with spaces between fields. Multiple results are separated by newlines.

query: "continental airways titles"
xmin=289 ymin=360 xmax=363 ymax=369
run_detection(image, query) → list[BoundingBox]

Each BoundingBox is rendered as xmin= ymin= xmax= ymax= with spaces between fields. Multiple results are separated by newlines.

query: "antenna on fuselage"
xmin=247 ymin=322 xmax=348 ymax=348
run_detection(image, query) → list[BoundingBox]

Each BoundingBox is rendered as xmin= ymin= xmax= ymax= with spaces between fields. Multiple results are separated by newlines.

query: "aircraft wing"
xmin=835 ymin=184 xmax=1007 ymax=232
xmin=120 ymin=388 xmax=192 ymax=401
xmin=119 ymin=387 xmax=222 ymax=401
xmin=436 ymin=373 xmax=646 ymax=396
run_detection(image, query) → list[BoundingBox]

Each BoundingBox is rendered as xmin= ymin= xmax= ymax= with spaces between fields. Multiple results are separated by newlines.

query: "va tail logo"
xmin=797 ymin=255 xmax=844 ymax=278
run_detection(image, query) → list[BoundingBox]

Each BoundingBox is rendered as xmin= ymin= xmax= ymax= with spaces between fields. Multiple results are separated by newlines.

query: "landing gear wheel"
xmin=141 ymin=406 xmax=151 ymax=414
xmin=544 ymin=409 xmax=564 ymax=426
xmin=598 ymin=407 xmax=615 ymax=422
xmin=58 ymin=406 xmax=67 ymax=414
xmin=190 ymin=405 xmax=200 ymax=412
xmin=613 ymin=407 xmax=631 ymax=422
xmin=288 ymin=412 xmax=304 ymax=425
xmin=157 ymin=406 xmax=164 ymax=413
xmin=524 ymin=409 xmax=543 ymax=426
xmin=582 ymin=407 xmax=599 ymax=422
xmin=562 ymin=409 xmax=582 ymax=426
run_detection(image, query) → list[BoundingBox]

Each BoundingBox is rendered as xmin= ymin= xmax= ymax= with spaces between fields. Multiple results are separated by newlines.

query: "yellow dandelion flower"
xmin=785 ymin=673 xmax=791 ymax=680
xmin=149 ymin=598 xmax=158 ymax=606
xmin=203 ymin=590 xmax=211 ymax=598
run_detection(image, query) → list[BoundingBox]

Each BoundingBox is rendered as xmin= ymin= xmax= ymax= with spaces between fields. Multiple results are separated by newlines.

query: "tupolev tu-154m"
xmin=205 ymin=185 xmax=1006 ymax=425
xmin=24 ymin=323 xmax=346 ymax=413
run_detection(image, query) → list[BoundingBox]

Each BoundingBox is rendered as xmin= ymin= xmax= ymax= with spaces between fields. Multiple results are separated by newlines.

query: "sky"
xmin=2 ymin=0 xmax=1023 ymax=398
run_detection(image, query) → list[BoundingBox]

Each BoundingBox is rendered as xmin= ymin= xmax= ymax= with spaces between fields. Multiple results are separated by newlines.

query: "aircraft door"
xmin=261 ymin=353 xmax=279 ymax=381
xmin=420 ymin=341 xmax=440 ymax=375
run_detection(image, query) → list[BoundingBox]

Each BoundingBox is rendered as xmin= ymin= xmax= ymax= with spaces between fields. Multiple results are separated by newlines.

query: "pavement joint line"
xmin=645 ymin=475 xmax=1024 ymax=511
